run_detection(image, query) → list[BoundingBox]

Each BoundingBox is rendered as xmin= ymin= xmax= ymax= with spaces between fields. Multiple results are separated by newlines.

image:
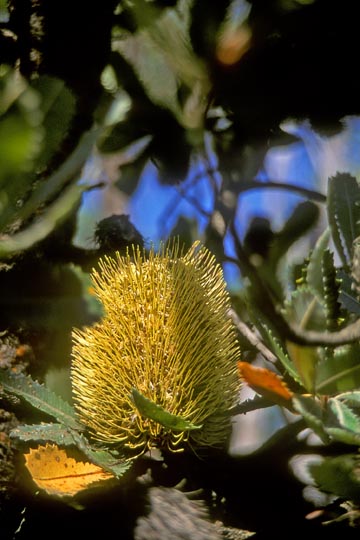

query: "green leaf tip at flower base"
xmin=131 ymin=388 xmax=203 ymax=431
xmin=71 ymin=240 xmax=241 ymax=455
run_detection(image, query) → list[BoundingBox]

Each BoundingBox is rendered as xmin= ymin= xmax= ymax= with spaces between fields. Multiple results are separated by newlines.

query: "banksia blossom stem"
xmin=71 ymin=240 xmax=241 ymax=455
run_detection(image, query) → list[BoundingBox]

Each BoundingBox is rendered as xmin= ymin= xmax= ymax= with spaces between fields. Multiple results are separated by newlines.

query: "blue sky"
xmin=75 ymin=117 xmax=360 ymax=288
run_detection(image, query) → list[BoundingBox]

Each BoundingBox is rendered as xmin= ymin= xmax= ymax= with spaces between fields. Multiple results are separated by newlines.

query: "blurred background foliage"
xmin=1 ymin=0 xmax=360 ymax=538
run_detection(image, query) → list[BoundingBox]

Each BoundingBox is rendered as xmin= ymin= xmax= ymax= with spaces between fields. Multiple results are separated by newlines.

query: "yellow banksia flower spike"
xmin=71 ymin=240 xmax=241 ymax=456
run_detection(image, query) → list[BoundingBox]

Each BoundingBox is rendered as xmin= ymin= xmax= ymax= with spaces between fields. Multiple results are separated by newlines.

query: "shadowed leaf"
xmin=11 ymin=423 xmax=75 ymax=446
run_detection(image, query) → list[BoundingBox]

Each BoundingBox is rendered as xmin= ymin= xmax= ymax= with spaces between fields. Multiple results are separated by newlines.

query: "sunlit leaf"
xmin=328 ymin=397 xmax=360 ymax=430
xmin=24 ymin=444 xmax=114 ymax=497
xmin=0 ymin=67 xmax=44 ymax=228
xmin=0 ymin=66 xmax=43 ymax=182
xmin=131 ymin=388 xmax=202 ymax=431
xmin=286 ymin=341 xmax=319 ymax=394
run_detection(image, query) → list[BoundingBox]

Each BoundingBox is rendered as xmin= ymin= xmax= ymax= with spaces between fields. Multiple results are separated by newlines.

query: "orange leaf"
xmin=238 ymin=362 xmax=294 ymax=406
xmin=216 ymin=25 xmax=252 ymax=66
xmin=24 ymin=443 xmax=113 ymax=497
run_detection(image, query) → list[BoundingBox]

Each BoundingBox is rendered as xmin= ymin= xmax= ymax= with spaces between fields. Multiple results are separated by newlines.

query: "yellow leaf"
xmin=24 ymin=443 xmax=113 ymax=497
xmin=286 ymin=341 xmax=318 ymax=393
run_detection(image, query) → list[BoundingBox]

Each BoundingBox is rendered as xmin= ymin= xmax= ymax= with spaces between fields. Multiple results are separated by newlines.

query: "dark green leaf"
xmin=327 ymin=173 xmax=360 ymax=267
xmin=31 ymin=76 xmax=76 ymax=169
xmin=131 ymin=388 xmax=202 ymax=431
xmin=309 ymin=455 xmax=360 ymax=502
xmin=0 ymin=370 xmax=81 ymax=430
xmin=306 ymin=229 xmax=342 ymax=328
xmin=16 ymin=127 xmax=98 ymax=226
xmin=270 ymin=201 xmax=319 ymax=264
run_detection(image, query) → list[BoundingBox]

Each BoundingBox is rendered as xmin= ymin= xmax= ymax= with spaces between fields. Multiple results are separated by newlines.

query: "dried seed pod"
xmin=71 ymin=241 xmax=241 ymax=455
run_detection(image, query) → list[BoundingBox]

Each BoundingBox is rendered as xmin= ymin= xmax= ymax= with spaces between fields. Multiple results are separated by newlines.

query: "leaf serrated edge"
xmin=327 ymin=175 xmax=360 ymax=267
xmin=0 ymin=370 xmax=82 ymax=430
xmin=11 ymin=423 xmax=75 ymax=445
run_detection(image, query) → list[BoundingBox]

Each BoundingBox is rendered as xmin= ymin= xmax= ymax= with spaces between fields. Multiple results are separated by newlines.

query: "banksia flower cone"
xmin=71 ymin=241 xmax=241 ymax=455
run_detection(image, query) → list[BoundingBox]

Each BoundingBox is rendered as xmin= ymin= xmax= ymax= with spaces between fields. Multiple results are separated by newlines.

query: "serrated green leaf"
xmin=309 ymin=455 xmax=360 ymax=502
xmin=256 ymin=321 xmax=303 ymax=384
xmin=69 ymin=430 xmax=131 ymax=478
xmin=131 ymin=388 xmax=202 ymax=431
xmin=337 ymin=391 xmax=360 ymax=407
xmin=327 ymin=173 xmax=360 ymax=267
xmin=306 ymin=229 xmax=342 ymax=328
xmin=306 ymin=228 xmax=331 ymax=299
xmin=322 ymin=397 xmax=360 ymax=445
xmin=11 ymin=423 xmax=75 ymax=445
xmin=315 ymin=344 xmax=360 ymax=394
xmin=292 ymin=395 xmax=329 ymax=443
xmin=11 ymin=419 xmax=131 ymax=478
xmin=83 ymin=447 xmax=131 ymax=478
xmin=0 ymin=370 xmax=81 ymax=430
xmin=327 ymin=397 xmax=360 ymax=433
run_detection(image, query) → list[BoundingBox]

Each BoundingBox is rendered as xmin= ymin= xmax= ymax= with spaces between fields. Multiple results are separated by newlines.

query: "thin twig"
xmin=237 ymin=179 xmax=326 ymax=203
xmin=229 ymin=309 xmax=278 ymax=364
